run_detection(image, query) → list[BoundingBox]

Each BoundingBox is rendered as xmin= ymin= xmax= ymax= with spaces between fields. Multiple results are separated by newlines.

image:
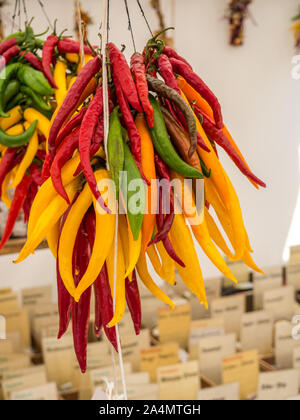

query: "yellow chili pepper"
xmin=15 ymin=179 xmax=80 ymax=265
xmin=1 ymin=170 xmax=13 ymax=209
xmin=27 ymin=153 xmax=81 ymax=236
xmin=59 ymin=182 xmax=93 ymax=296
xmin=74 ymin=170 xmax=116 ymax=302
xmin=65 ymin=53 xmax=80 ymax=63
xmin=23 ymin=108 xmax=50 ymax=139
xmin=170 ymin=212 xmax=207 ymax=307
xmin=147 ymin=244 xmax=165 ymax=279
xmin=119 ymin=214 xmax=141 ymax=282
xmin=156 ymin=240 xmax=176 ymax=286
xmin=10 ymin=123 xmax=38 ymax=189
xmin=0 ymin=106 xmax=22 ymax=131
xmin=205 ymin=208 xmax=234 ymax=260
xmin=136 ymin=253 xmax=175 ymax=308
xmin=242 ymin=250 xmax=264 ymax=274
xmin=5 ymin=123 xmax=24 ymax=136
xmin=46 ymin=220 xmax=61 ymax=259
xmin=77 ymin=55 xmax=94 ymax=73
xmin=107 ymin=229 xmax=126 ymax=328
xmin=68 ymin=76 xmax=77 ymax=89
xmin=54 ymin=61 xmax=67 ymax=107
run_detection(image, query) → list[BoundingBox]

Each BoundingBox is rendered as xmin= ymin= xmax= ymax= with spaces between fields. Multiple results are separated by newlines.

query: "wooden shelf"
xmin=0 ymin=238 xmax=48 ymax=256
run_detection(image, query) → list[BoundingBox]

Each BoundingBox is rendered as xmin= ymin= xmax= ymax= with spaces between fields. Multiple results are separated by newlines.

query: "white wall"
xmin=0 ymin=0 xmax=299 ymax=292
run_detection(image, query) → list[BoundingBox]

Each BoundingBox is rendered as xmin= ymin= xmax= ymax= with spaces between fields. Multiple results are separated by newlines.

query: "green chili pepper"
xmin=107 ymin=108 xmax=124 ymax=200
xmin=17 ymin=65 xmax=54 ymax=96
xmin=3 ymin=80 xmax=20 ymax=107
xmin=3 ymin=31 xmax=26 ymax=42
xmin=147 ymin=94 xmax=203 ymax=179
xmin=5 ymin=93 xmax=25 ymax=112
xmin=20 ymin=85 xmax=52 ymax=111
xmin=199 ymin=157 xmax=212 ymax=178
xmin=0 ymin=62 xmax=21 ymax=118
xmin=0 ymin=120 xmax=37 ymax=147
xmin=122 ymin=139 xmax=145 ymax=241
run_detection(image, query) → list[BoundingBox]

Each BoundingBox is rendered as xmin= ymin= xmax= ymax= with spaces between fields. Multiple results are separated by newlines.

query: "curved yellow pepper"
xmin=1 ymin=170 xmax=13 ymax=209
xmin=10 ymin=123 xmax=38 ymax=189
xmin=0 ymin=106 xmax=22 ymax=131
xmin=118 ymin=215 xmax=141 ymax=282
xmin=136 ymin=253 xmax=175 ymax=308
xmin=74 ymin=170 xmax=116 ymax=302
xmin=23 ymin=108 xmax=50 ymax=139
xmin=156 ymin=240 xmax=176 ymax=286
xmin=147 ymin=244 xmax=165 ymax=280
xmin=5 ymin=123 xmax=24 ymax=136
xmin=54 ymin=62 xmax=67 ymax=107
xmin=46 ymin=220 xmax=61 ymax=259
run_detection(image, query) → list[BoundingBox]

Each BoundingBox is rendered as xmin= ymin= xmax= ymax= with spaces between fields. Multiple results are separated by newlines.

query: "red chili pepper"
xmin=57 ymin=40 xmax=95 ymax=56
xmin=50 ymin=126 xmax=80 ymax=203
xmin=0 ymin=45 xmax=20 ymax=70
xmin=130 ymin=53 xmax=154 ymax=128
xmin=0 ymin=148 xmax=17 ymax=196
xmin=41 ymin=153 xmax=52 ymax=182
xmin=20 ymin=51 xmax=44 ymax=72
xmin=55 ymin=106 xmax=87 ymax=149
xmin=72 ymin=222 xmax=92 ymax=374
xmin=42 ymin=34 xmax=59 ymax=89
xmin=108 ymin=43 xmax=142 ymax=113
xmin=79 ymin=85 xmax=110 ymax=213
xmin=158 ymin=54 xmax=180 ymax=93
xmin=0 ymin=174 xmax=32 ymax=250
xmin=169 ymin=57 xmax=224 ymax=130
xmin=30 ymin=163 xmax=43 ymax=186
xmin=163 ymin=46 xmax=193 ymax=70
xmin=35 ymin=149 xmax=46 ymax=162
xmin=125 ymin=271 xmax=142 ymax=336
xmin=48 ymin=56 xmax=101 ymax=157
xmin=23 ymin=181 xmax=38 ymax=223
xmin=0 ymin=37 xmax=17 ymax=55
xmin=197 ymin=108 xmax=266 ymax=187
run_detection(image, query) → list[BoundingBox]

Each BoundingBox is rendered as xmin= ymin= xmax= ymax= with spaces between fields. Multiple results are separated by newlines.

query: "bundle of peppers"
xmin=226 ymin=0 xmax=253 ymax=46
xmin=0 ymin=22 xmax=94 ymax=250
xmin=14 ymin=30 xmax=266 ymax=373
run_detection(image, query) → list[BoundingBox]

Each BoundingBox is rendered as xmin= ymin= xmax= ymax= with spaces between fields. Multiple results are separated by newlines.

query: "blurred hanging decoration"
xmin=150 ymin=0 xmax=174 ymax=47
xmin=74 ymin=0 xmax=92 ymax=42
xmin=0 ymin=1 xmax=6 ymax=41
xmin=227 ymin=0 xmax=253 ymax=46
xmin=291 ymin=6 xmax=300 ymax=51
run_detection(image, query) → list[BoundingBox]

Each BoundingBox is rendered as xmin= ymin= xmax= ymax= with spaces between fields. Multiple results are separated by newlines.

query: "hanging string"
xmin=136 ymin=0 xmax=153 ymax=37
xmin=11 ymin=0 xmax=18 ymax=31
xmin=100 ymin=0 xmax=128 ymax=402
xmin=75 ymin=0 xmax=85 ymax=68
xmin=22 ymin=0 xmax=28 ymax=24
xmin=17 ymin=0 xmax=21 ymax=30
xmin=37 ymin=0 xmax=53 ymax=31
xmin=124 ymin=0 xmax=136 ymax=53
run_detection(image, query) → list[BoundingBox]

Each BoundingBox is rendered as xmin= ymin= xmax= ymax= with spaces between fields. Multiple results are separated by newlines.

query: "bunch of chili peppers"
xmin=226 ymin=0 xmax=253 ymax=46
xmin=15 ymin=29 xmax=266 ymax=373
xmin=0 ymin=21 xmax=93 ymax=250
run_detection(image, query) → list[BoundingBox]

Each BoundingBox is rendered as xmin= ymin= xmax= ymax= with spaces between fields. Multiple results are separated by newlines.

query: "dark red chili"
xmin=125 ymin=271 xmax=142 ymax=336
xmin=30 ymin=163 xmax=43 ymax=186
xmin=163 ymin=46 xmax=193 ymax=70
xmin=42 ymin=34 xmax=59 ymax=89
xmin=20 ymin=51 xmax=44 ymax=72
xmin=0 ymin=45 xmax=20 ymax=70
xmin=169 ymin=57 xmax=224 ymax=130
xmin=130 ymin=53 xmax=154 ymax=128
xmin=23 ymin=181 xmax=38 ymax=223
xmin=158 ymin=54 xmax=180 ymax=93
xmin=55 ymin=106 xmax=87 ymax=149
xmin=0 ymin=148 xmax=17 ymax=196
xmin=0 ymin=37 xmax=18 ymax=56
xmin=57 ymin=40 xmax=95 ymax=56
xmin=0 ymin=174 xmax=32 ymax=250
xmin=108 ymin=42 xmax=142 ymax=113
xmin=50 ymin=126 xmax=80 ymax=203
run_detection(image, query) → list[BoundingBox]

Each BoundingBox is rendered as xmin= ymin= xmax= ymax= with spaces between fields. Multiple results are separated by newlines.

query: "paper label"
xmin=198 ymin=382 xmax=240 ymax=401
xmin=32 ymin=304 xmax=59 ymax=343
xmin=121 ymin=329 xmax=150 ymax=371
xmin=289 ymin=245 xmax=300 ymax=264
xmin=157 ymin=361 xmax=199 ymax=400
xmin=158 ymin=303 xmax=191 ymax=349
xmin=224 ymin=260 xmax=249 ymax=286
xmin=222 ymin=350 xmax=259 ymax=400
xmin=2 ymin=370 xmax=47 ymax=400
xmin=240 ymin=311 xmax=273 ymax=355
xmin=210 ymin=295 xmax=245 ymax=338
xmin=189 ymin=318 xmax=225 ymax=361
xmin=140 ymin=343 xmax=179 ymax=382
xmin=198 ymin=333 xmax=236 ymax=385
xmin=10 ymin=382 xmax=58 ymax=401
xmin=0 ymin=354 xmax=30 ymax=378
xmin=253 ymin=276 xmax=283 ymax=310
xmin=286 ymin=263 xmax=300 ymax=291
xmin=127 ymin=383 xmax=159 ymax=401
xmin=275 ymin=321 xmax=300 ymax=369
xmin=4 ymin=310 xmax=30 ymax=350
xmin=0 ymin=292 xmax=19 ymax=314
xmin=0 ymin=339 xmax=13 ymax=354
xmin=257 ymin=369 xmax=299 ymax=400
xmin=21 ymin=286 xmax=52 ymax=319
xmin=263 ymin=286 xmax=295 ymax=322
xmin=185 ymin=277 xmax=222 ymax=320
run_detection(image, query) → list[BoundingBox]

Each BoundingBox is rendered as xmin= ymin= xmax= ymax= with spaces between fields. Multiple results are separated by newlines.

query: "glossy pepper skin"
xmin=158 ymin=54 xmax=180 ymax=93
xmin=55 ymin=106 xmax=87 ymax=149
xmin=48 ymin=56 xmax=101 ymax=158
xmin=57 ymin=40 xmax=95 ymax=56
xmin=169 ymin=57 xmax=224 ymax=130
xmin=163 ymin=45 xmax=193 ymax=71
xmin=20 ymin=85 xmax=51 ymax=112
xmin=0 ymin=120 xmax=37 ymax=147
xmin=0 ymin=63 xmax=21 ymax=117
xmin=17 ymin=65 xmax=54 ymax=97
xmin=0 ymin=45 xmax=20 ymax=70
xmin=23 ymin=181 xmax=38 ymax=223
xmin=3 ymin=80 xmax=20 ymax=108
xmin=20 ymin=51 xmax=44 ymax=72
xmin=42 ymin=35 xmax=59 ymax=89
xmin=125 ymin=271 xmax=142 ymax=336
xmin=147 ymin=94 xmax=202 ymax=179
xmin=130 ymin=53 xmax=154 ymax=128
xmin=0 ymin=174 xmax=32 ymax=250
xmin=107 ymin=107 xmax=124 ymax=199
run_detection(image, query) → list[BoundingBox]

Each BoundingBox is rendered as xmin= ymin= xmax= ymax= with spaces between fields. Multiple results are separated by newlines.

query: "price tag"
xmin=2 ymin=369 xmax=47 ymax=400
xmin=198 ymin=382 xmax=240 ymax=401
xmin=5 ymin=310 xmax=30 ymax=350
xmin=275 ymin=321 xmax=300 ymax=369
xmin=10 ymin=382 xmax=58 ymax=401
xmin=121 ymin=329 xmax=150 ymax=371
xmin=198 ymin=333 xmax=236 ymax=385
xmin=286 ymin=263 xmax=300 ymax=291
xmin=32 ymin=304 xmax=59 ymax=344
xmin=189 ymin=318 xmax=225 ymax=361
xmin=0 ymin=292 xmax=19 ymax=314
xmin=157 ymin=361 xmax=199 ymax=400
xmin=185 ymin=277 xmax=222 ymax=320
xmin=222 ymin=349 xmax=259 ymax=400
xmin=257 ymin=370 xmax=299 ymax=400
xmin=224 ymin=259 xmax=250 ymax=287
xmin=0 ymin=354 xmax=30 ymax=378
xmin=289 ymin=245 xmax=300 ymax=264
xmin=21 ymin=286 xmax=52 ymax=319
xmin=158 ymin=303 xmax=191 ymax=349
xmin=127 ymin=383 xmax=159 ymax=401
xmin=263 ymin=286 xmax=295 ymax=321
xmin=240 ymin=311 xmax=273 ymax=355
xmin=140 ymin=343 xmax=179 ymax=382
xmin=0 ymin=339 xmax=13 ymax=354
xmin=253 ymin=276 xmax=283 ymax=310
xmin=210 ymin=295 xmax=245 ymax=338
